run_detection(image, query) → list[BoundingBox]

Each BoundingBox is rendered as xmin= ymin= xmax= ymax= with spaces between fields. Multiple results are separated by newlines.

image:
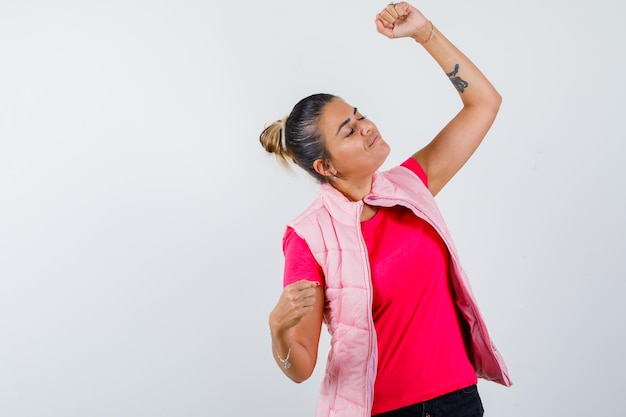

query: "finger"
xmin=292 ymin=284 xmax=319 ymax=302
xmin=282 ymin=294 xmax=315 ymax=319
xmin=378 ymin=9 xmax=397 ymax=25
xmin=298 ymin=294 xmax=318 ymax=312
xmin=284 ymin=285 xmax=316 ymax=305
xmin=375 ymin=17 xmax=394 ymax=36
xmin=291 ymin=279 xmax=320 ymax=289
xmin=388 ymin=2 xmax=412 ymax=21
xmin=387 ymin=4 xmax=401 ymax=19
xmin=283 ymin=283 xmax=313 ymax=300
xmin=275 ymin=286 xmax=321 ymax=329
xmin=300 ymin=285 xmax=322 ymax=310
xmin=298 ymin=304 xmax=314 ymax=317
xmin=293 ymin=287 xmax=318 ymax=306
xmin=396 ymin=2 xmax=411 ymax=19
xmin=375 ymin=14 xmax=396 ymax=33
xmin=299 ymin=297 xmax=316 ymax=309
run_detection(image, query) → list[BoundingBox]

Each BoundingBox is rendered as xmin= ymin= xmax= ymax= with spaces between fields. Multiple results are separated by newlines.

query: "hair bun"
xmin=260 ymin=117 xmax=290 ymax=161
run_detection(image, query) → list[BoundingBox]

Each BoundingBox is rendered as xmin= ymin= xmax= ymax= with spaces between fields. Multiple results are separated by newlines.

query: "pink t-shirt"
xmin=282 ymin=158 xmax=477 ymax=414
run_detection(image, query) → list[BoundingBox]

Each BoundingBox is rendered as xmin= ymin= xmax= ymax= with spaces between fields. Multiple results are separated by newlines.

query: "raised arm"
xmin=376 ymin=2 xmax=501 ymax=196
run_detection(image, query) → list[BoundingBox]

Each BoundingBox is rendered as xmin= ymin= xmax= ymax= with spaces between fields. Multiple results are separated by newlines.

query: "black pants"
xmin=373 ymin=385 xmax=484 ymax=417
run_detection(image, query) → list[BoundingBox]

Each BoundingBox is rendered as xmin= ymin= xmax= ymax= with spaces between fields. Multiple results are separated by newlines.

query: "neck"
xmin=331 ymin=175 xmax=373 ymax=202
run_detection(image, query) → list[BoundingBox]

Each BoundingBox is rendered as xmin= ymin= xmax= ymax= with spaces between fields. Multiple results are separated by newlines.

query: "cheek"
xmin=336 ymin=140 xmax=360 ymax=156
xmin=332 ymin=147 xmax=358 ymax=168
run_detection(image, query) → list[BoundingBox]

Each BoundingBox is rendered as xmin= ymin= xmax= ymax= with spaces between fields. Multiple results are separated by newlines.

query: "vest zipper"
xmin=357 ymin=201 xmax=376 ymax=416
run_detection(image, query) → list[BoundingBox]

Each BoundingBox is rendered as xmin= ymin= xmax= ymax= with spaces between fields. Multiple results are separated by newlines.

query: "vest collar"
xmin=319 ymin=171 xmax=398 ymax=226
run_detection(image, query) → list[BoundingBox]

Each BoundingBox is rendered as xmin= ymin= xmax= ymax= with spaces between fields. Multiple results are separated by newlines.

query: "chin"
xmin=379 ymin=142 xmax=391 ymax=160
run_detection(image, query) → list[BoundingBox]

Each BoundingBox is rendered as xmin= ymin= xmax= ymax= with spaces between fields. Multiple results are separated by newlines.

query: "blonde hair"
xmin=259 ymin=117 xmax=292 ymax=169
xmin=259 ymin=93 xmax=336 ymax=183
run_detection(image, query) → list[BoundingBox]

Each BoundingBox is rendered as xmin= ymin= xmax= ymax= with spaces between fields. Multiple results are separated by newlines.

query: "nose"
xmin=359 ymin=119 xmax=373 ymax=135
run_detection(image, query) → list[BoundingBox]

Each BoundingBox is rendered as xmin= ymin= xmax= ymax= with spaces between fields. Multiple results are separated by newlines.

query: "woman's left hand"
xmin=375 ymin=2 xmax=429 ymax=40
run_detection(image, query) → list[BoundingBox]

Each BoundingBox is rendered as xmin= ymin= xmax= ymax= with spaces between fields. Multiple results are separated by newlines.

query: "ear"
xmin=313 ymin=158 xmax=336 ymax=180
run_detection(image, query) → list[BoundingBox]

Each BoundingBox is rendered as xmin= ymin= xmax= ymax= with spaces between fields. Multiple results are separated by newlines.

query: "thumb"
xmin=374 ymin=17 xmax=394 ymax=38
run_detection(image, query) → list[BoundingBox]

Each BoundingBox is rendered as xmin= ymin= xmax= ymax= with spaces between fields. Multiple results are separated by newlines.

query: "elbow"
xmin=288 ymin=370 xmax=314 ymax=384
xmin=494 ymin=91 xmax=503 ymax=112
xmin=487 ymin=90 xmax=502 ymax=114
xmin=480 ymin=92 xmax=502 ymax=121
xmin=464 ymin=90 xmax=502 ymax=115
xmin=286 ymin=360 xmax=316 ymax=383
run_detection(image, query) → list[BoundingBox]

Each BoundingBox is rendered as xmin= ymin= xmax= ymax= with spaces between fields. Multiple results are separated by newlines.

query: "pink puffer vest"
xmin=287 ymin=165 xmax=511 ymax=417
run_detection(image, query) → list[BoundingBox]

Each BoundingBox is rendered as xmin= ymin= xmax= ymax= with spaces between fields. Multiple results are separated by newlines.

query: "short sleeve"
xmin=282 ymin=227 xmax=325 ymax=288
xmin=401 ymin=157 xmax=428 ymax=186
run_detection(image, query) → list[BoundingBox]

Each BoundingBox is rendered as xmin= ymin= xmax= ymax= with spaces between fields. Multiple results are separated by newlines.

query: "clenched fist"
xmin=269 ymin=279 xmax=320 ymax=336
xmin=375 ymin=2 xmax=430 ymax=41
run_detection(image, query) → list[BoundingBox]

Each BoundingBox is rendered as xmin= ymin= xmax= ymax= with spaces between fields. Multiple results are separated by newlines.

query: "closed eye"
xmin=346 ymin=115 xmax=367 ymax=137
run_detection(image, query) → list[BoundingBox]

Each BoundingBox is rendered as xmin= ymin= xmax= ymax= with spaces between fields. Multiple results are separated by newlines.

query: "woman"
xmin=260 ymin=2 xmax=511 ymax=417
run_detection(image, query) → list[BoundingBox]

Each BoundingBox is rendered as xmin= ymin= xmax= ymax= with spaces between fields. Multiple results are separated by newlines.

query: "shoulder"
xmin=286 ymin=194 xmax=327 ymax=230
xmin=399 ymin=157 xmax=428 ymax=186
xmin=380 ymin=159 xmax=429 ymax=192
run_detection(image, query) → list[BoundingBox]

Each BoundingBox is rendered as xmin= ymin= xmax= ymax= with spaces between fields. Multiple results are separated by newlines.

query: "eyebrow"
xmin=336 ymin=107 xmax=358 ymax=136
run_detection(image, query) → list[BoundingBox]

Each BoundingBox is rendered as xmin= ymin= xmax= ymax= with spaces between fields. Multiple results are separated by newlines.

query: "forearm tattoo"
xmin=446 ymin=64 xmax=468 ymax=93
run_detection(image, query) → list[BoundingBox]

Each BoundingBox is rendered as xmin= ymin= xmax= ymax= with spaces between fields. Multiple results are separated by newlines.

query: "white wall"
xmin=1 ymin=0 xmax=624 ymax=416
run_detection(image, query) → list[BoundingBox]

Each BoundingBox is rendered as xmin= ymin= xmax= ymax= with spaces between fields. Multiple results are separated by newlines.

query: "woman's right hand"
xmin=269 ymin=279 xmax=320 ymax=336
xmin=269 ymin=279 xmax=324 ymax=382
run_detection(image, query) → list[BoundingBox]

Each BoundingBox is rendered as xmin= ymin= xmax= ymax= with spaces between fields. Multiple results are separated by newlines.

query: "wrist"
xmin=412 ymin=20 xmax=435 ymax=44
xmin=269 ymin=314 xmax=288 ymax=340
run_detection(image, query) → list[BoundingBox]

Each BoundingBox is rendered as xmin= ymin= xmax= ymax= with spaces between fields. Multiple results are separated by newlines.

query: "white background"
xmin=1 ymin=0 xmax=624 ymax=416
